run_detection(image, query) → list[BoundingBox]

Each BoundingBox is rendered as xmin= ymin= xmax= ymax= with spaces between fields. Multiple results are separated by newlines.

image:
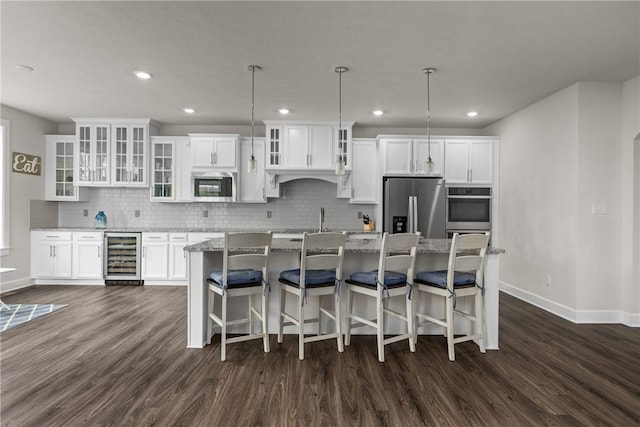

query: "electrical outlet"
xmin=267 ymin=211 xmax=272 ymax=219
xmin=83 ymin=209 xmax=88 ymax=217
xmin=134 ymin=210 xmax=140 ymax=218
xmin=545 ymin=275 xmax=551 ymax=287
xmin=592 ymin=202 xmax=608 ymax=215
xmin=203 ymin=210 xmax=208 ymax=218
xmin=357 ymin=211 xmax=363 ymax=219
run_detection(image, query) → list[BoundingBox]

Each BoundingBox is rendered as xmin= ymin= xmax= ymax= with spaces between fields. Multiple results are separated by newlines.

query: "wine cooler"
xmin=104 ymin=232 xmax=143 ymax=285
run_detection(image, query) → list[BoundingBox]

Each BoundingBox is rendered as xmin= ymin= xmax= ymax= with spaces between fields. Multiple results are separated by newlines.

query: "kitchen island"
xmin=185 ymin=236 xmax=504 ymax=350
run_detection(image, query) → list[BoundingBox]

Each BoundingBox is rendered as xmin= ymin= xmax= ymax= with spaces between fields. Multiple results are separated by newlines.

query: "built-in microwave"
xmin=446 ymin=186 xmax=491 ymax=232
xmin=192 ymin=173 xmax=236 ymax=202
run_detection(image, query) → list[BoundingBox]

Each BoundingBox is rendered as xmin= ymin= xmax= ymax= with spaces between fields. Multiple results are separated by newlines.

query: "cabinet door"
xmin=239 ymin=138 xmax=266 ymax=203
xmin=381 ymin=139 xmax=413 ymax=175
xmin=45 ymin=135 xmax=86 ymax=201
xmin=31 ymin=240 xmax=56 ymax=277
xmin=76 ymin=124 xmax=110 ymax=185
xmin=213 ymin=137 xmax=237 ymax=169
xmin=168 ymin=234 xmax=188 ymax=280
xmin=73 ymin=239 xmax=103 ymax=279
xmin=308 ymin=125 xmax=334 ymax=169
xmin=350 ymin=139 xmax=379 ymax=203
xmin=191 ymin=137 xmax=215 ymax=168
xmin=444 ymin=140 xmax=470 ymax=184
xmin=150 ymin=139 xmax=175 ymax=200
xmin=266 ymin=126 xmax=282 ymax=168
xmin=52 ymin=242 xmax=73 ymax=278
xmin=284 ymin=126 xmax=309 ymax=168
xmin=469 ymin=141 xmax=493 ymax=184
xmin=414 ymin=139 xmax=444 ymax=175
xmin=142 ymin=242 xmax=169 ymax=279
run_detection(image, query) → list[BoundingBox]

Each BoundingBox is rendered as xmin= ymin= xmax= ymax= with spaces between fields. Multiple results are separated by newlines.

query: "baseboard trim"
xmin=0 ymin=276 xmax=34 ymax=294
xmin=500 ymin=281 xmax=639 ymax=327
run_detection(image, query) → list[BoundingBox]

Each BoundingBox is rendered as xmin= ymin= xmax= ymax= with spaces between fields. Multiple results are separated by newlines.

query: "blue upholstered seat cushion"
xmin=208 ymin=269 xmax=263 ymax=287
xmin=415 ymin=270 xmax=476 ymax=288
xmin=348 ymin=270 xmax=407 ymax=287
xmin=279 ymin=269 xmax=336 ymax=287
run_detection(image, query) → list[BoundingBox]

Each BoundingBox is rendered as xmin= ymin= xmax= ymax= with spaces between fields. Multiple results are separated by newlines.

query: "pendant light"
xmin=248 ymin=65 xmax=261 ymax=173
xmin=423 ymin=67 xmax=436 ymax=174
xmin=335 ymin=66 xmax=348 ymax=176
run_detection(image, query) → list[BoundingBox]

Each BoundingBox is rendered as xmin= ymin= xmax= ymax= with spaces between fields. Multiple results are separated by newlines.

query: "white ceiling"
xmin=1 ymin=1 xmax=638 ymax=130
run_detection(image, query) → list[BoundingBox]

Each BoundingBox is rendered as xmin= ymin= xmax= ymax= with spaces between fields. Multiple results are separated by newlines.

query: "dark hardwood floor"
xmin=1 ymin=285 xmax=639 ymax=426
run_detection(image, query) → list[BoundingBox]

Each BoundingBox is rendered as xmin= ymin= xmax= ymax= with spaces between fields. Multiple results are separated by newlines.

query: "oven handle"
xmin=447 ymin=195 xmax=492 ymax=199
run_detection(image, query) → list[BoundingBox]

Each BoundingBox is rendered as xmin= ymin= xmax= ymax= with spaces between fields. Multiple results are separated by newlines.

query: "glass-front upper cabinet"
xmin=150 ymin=136 xmax=189 ymax=202
xmin=45 ymin=135 xmax=87 ymax=201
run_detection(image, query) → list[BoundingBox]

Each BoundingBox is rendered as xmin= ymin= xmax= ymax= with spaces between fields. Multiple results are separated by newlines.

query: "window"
xmin=1 ymin=119 xmax=10 ymax=256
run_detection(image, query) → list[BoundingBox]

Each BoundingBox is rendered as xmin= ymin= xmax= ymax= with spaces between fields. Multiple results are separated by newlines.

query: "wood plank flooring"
xmin=1 ymin=285 xmax=639 ymax=426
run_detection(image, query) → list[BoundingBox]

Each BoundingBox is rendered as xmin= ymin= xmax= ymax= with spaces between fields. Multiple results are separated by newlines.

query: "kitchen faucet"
xmin=319 ymin=206 xmax=326 ymax=233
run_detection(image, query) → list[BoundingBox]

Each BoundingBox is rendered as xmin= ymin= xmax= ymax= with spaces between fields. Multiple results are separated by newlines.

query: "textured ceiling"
xmin=1 ymin=1 xmax=638 ymax=130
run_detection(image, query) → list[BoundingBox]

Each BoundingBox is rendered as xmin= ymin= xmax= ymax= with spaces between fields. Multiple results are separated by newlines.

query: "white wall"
xmin=576 ymin=82 xmax=623 ymax=313
xmin=485 ymin=84 xmax=580 ymax=310
xmin=0 ymin=105 xmax=56 ymax=291
xmin=486 ymin=80 xmax=639 ymax=325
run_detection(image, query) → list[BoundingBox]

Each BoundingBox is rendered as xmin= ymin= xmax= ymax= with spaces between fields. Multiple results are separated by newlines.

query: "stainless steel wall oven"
xmin=446 ymin=187 xmax=491 ymax=232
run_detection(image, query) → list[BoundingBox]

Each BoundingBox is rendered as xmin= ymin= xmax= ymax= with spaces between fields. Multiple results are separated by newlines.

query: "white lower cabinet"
xmin=72 ymin=232 xmax=103 ymax=279
xmin=141 ymin=233 xmax=169 ymax=280
xmin=169 ymin=233 xmax=188 ymax=280
xmin=31 ymin=232 xmax=73 ymax=279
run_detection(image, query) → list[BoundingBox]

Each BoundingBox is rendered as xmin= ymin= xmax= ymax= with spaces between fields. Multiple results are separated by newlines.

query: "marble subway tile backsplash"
xmin=57 ymin=179 xmax=375 ymax=231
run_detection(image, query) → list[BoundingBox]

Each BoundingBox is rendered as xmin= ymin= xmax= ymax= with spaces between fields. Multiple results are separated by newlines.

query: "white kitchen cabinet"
xmin=189 ymin=134 xmax=239 ymax=171
xmin=44 ymin=135 xmax=88 ymax=201
xmin=73 ymin=232 xmax=103 ymax=279
xmin=350 ymin=138 xmax=379 ymax=204
xmin=168 ymin=233 xmax=188 ymax=280
xmin=264 ymin=121 xmax=352 ymax=170
xmin=74 ymin=118 xmax=156 ymax=187
xmin=31 ymin=231 xmax=73 ymax=279
xmin=111 ymin=123 xmax=148 ymax=186
xmin=380 ymin=137 xmax=444 ymax=176
xmin=239 ymin=137 xmax=266 ymax=203
xmin=188 ymin=232 xmax=224 ymax=245
xmin=444 ymin=139 xmax=493 ymax=185
xmin=75 ymin=122 xmax=111 ymax=185
xmin=150 ymin=136 xmax=190 ymax=202
xmin=141 ymin=233 xmax=169 ymax=280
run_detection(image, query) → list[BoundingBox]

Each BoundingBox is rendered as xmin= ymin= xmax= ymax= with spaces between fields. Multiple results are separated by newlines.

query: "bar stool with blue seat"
xmin=413 ymin=232 xmax=490 ymax=361
xmin=277 ymin=232 xmax=347 ymax=360
xmin=207 ymin=231 xmax=272 ymax=361
xmin=344 ymin=232 xmax=419 ymax=363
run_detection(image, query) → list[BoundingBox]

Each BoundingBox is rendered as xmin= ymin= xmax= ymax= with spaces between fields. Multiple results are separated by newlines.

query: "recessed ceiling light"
xmin=15 ymin=64 xmax=34 ymax=72
xmin=134 ymin=70 xmax=152 ymax=80
xmin=372 ymin=110 xmax=384 ymax=116
xmin=183 ymin=108 xmax=195 ymax=114
xmin=467 ymin=111 xmax=478 ymax=117
xmin=278 ymin=108 xmax=290 ymax=115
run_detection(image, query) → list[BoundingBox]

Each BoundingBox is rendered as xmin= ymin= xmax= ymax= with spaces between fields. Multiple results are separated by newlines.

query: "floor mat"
xmin=0 ymin=303 xmax=67 ymax=331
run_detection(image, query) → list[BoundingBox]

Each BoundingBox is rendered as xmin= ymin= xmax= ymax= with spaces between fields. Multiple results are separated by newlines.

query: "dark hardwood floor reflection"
xmin=1 ymin=285 xmax=639 ymax=426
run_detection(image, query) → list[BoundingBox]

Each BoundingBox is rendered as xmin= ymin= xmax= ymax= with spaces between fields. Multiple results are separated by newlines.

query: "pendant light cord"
xmin=251 ymin=66 xmax=255 ymax=156
xmin=423 ymin=67 xmax=436 ymax=162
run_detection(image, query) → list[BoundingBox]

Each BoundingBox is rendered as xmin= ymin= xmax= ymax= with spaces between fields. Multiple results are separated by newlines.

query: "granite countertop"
xmin=31 ymin=227 xmax=380 ymax=235
xmin=185 ymin=236 xmax=504 ymax=255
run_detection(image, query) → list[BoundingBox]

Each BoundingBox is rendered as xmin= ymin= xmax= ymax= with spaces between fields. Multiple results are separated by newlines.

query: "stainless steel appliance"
xmin=104 ymin=232 xmax=142 ymax=285
xmin=192 ymin=172 xmax=236 ymax=202
xmin=383 ymin=177 xmax=446 ymax=238
xmin=446 ymin=186 xmax=491 ymax=232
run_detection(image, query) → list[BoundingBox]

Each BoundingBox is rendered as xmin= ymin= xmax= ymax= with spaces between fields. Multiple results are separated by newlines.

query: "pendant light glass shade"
xmin=247 ymin=65 xmax=261 ymax=173
xmin=423 ymin=67 xmax=436 ymax=175
xmin=335 ymin=66 xmax=348 ymax=175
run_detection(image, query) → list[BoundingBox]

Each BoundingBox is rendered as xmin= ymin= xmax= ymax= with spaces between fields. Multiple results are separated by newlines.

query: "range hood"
xmin=266 ymin=169 xmax=350 ymax=189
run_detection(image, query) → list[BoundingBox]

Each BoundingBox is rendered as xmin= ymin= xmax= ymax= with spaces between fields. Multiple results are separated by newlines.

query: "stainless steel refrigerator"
xmin=383 ymin=177 xmax=446 ymax=238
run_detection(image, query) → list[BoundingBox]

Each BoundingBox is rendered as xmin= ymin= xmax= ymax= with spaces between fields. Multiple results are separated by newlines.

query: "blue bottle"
xmin=95 ymin=211 xmax=107 ymax=229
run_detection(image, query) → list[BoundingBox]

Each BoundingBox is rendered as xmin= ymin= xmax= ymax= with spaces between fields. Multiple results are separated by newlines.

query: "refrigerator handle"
xmin=408 ymin=196 xmax=418 ymax=234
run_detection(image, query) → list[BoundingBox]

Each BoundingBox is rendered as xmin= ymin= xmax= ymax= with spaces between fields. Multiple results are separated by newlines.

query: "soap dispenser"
xmin=95 ymin=211 xmax=107 ymax=229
